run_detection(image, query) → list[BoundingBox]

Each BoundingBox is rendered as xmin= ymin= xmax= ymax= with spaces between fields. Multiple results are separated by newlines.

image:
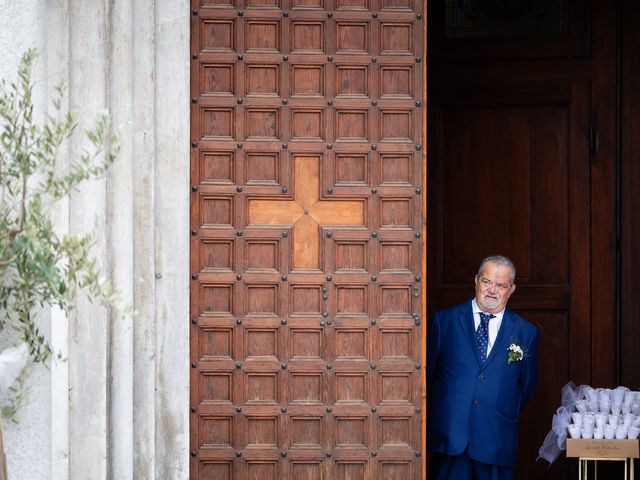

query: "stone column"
xmin=0 ymin=0 xmax=190 ymax=478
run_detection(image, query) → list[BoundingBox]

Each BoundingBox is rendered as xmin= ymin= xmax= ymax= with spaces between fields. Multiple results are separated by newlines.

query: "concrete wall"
xmin=0 ymin=1 xmax=190 ymax=478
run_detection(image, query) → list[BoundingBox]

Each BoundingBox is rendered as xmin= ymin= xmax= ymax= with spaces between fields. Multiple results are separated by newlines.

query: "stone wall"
xmin=0 ymin=1 xmax=190 ymax=478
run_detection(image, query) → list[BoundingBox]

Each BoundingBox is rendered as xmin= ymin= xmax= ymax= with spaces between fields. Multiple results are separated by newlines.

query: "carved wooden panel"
xmin=191 ymin=0 xmax=424 ymax=477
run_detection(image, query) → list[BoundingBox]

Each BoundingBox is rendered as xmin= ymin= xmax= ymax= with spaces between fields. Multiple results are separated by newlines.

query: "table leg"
xmin=624 ymin=458 xmax=629 ymax=480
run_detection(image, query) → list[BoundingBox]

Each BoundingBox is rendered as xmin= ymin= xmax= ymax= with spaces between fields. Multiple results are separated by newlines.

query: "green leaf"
xmin=0 ymin=49 xmax=127 ymax=420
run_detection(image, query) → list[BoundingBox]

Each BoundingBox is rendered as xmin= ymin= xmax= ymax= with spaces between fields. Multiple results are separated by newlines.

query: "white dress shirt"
xmin=472 ymin=298 xmax=505 ymax=356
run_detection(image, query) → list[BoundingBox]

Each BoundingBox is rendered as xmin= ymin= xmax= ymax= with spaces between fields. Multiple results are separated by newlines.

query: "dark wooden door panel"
xmin=428 ymin=82 xmax=590 ymax=480
xmin=191 ymin=0 xmax=425 ymax=478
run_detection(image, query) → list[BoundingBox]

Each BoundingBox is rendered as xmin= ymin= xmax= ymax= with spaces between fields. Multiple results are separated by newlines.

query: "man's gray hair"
xmin=477 ymin=255 xmax=516 ymax=284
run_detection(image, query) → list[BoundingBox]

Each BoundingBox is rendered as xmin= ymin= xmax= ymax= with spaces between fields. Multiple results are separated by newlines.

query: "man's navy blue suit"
xmin=427 ymin=300 xmax=539 ymax=472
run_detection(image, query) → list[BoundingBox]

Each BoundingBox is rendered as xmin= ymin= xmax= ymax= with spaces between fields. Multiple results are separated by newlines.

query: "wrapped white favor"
xmin=539 ymin=382 xmax=640 ymax=464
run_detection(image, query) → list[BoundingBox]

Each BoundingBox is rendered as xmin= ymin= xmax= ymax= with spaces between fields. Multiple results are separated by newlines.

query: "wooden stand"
xmin=567 ymin=439 xmax=639 ymax=479
xmin=578 ymin=457 xmax=634 ymax=480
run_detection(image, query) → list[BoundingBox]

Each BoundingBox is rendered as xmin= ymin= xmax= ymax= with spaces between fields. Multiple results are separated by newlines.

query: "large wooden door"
xmin=428 ymin=82 xmax=590 ymax=480
xmin=190 ymin=0 xmax=426 ymax=477
xmin=427 ymin=1 xmax=617 ymax=480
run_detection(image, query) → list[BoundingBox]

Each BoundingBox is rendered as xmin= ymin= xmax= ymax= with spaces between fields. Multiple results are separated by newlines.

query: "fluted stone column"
xmin=0 ymin=1 xmax=190 ymax=478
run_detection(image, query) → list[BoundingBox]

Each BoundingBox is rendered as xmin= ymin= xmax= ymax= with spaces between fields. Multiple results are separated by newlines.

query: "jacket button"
xmin=478 ymin=373 xmax=485 ymax=379
xmin=473 ymin=399 xmax=480 ymax=405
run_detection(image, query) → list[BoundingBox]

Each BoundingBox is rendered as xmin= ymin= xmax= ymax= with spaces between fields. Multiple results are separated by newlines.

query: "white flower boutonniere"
xmin=507 ymin=342 xmax=524 ymax=364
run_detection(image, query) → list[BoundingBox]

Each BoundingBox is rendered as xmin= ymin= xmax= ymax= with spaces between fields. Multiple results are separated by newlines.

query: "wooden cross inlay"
xmin=248 ymin=155 xmax=364 ymax=269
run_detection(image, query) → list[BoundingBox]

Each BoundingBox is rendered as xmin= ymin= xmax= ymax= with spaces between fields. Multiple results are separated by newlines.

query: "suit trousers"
xmin=431 ymin=448 xmax=515 ymax=480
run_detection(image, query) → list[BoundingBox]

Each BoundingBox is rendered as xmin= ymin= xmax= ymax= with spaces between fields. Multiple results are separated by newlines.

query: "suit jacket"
xmin=426 ymin=300 xmax=539 ymax=467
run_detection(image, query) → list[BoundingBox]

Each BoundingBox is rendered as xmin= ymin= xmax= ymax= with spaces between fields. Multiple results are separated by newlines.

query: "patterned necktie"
xmin=476 ymin=312 xmax=496 ymax=363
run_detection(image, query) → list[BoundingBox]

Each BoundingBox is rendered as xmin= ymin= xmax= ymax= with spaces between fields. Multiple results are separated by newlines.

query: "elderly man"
xmin=427 ymin=255 xmax=539 ymax=480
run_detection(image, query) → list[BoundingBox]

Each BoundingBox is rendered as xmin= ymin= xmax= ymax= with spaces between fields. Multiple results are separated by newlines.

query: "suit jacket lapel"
xmin=458 ymin=301 xmax=482 ymax=366
xmin=484 ymin=308 xmax=516 ymax=367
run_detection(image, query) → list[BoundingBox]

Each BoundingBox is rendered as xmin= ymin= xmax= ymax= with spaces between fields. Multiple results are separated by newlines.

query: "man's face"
xmin=474 ymin=262 xmax=516 ymax=313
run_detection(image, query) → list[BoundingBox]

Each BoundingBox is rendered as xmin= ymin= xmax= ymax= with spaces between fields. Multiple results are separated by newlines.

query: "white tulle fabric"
xmin=537 ymin=382 xmax=577 ymax=464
